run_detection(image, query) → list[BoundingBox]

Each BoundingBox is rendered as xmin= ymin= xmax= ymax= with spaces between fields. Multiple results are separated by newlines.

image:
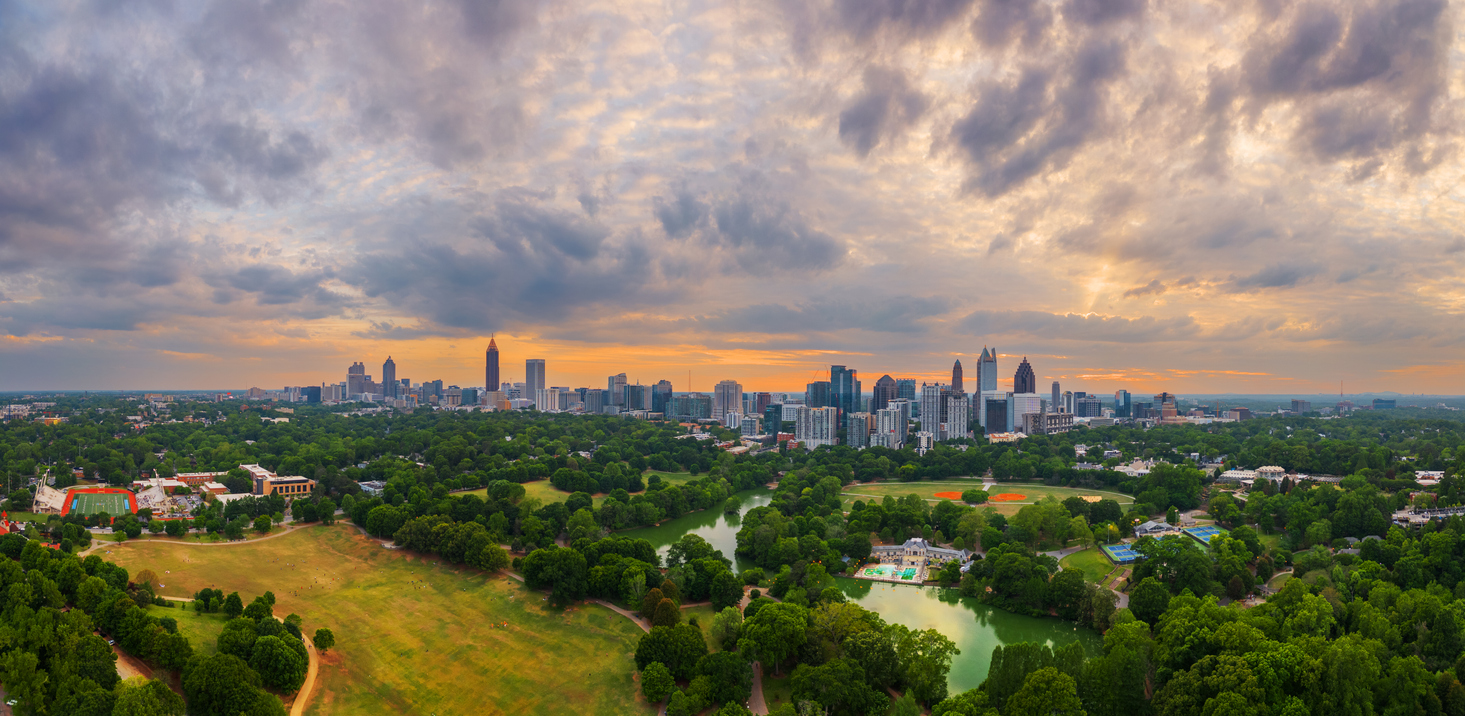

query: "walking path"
xmin=289 ymin=632 xmax=319 ymax=716
xmin=79 ymin=522 xmax=317 ymax=557
xmin=749 ymin=662 xmax=767 ymax=715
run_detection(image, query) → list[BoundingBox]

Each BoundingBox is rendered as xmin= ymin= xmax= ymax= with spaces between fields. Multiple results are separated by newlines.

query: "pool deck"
xmin=849 ymin=561 xmax=928 ymax=584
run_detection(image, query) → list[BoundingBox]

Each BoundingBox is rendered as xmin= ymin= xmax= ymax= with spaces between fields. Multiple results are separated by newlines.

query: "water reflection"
xmin=621 ymin=490 xmax=1100 ymax=692
xmin=835 ymin=578 xmax=1100 ymax=693
xmin=619 ymin=490 xmax=774 ymax=572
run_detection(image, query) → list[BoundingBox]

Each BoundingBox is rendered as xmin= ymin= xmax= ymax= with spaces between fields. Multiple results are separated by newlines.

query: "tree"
xmin=641 ymin=662 xmax=676 ymax=703
xmin=313 ymin=628 xmax=335 ymax=653
xmin=697 ymin=651 xmax=754 ymax=705
xmin=218 ymin=617 xmax=259 ymax=660
xmin=711 ymin=570 xmax=744 ymax=611
xmin=710 ymin=606 xmax=744 ymax=651
xmin=790 ymin=657 xmax=887 ymax=716
xmin=739 ymin=602 xmax=808 ymax=675
xmin=890 ymin=693 xmax=922 ymax=716
xmin=1129 ymin=577 xmax=1169 ymax=626
xmin=642 ymin=588 xmax=666 ymax=620
xmin=249 ymin=635 xmax=308 ymax=692
xmin=223 ymin=592 xmax=245 ymax=619
xmin=472 ymin=543 xmax=510 ymax=572
xmin=636 ymin=625 xmax=709 ymax=681
xmin=134 ymin=569 xmax=159 ymax=592
xmin=112 ymin=677 xmax=185 ymax=716
xmin=181 ymin=653 xmax=287 ymax=716
xmin=653 ymin=598 xmax=682 ymax=627
xmin=892 ymin=626 xmax=960 ymax=705
xmin=521 ymin=546 xmax=589 ymax=603
xmin=1004 ymin=667 xmax=1084 ymax=716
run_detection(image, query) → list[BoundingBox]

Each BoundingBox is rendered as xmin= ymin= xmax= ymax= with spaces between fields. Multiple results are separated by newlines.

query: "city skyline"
xmin=4 ymin=0 xmax=1464 ymax=394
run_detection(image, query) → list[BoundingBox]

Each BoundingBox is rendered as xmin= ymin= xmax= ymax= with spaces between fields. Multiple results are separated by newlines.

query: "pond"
xmin=835 ymin=579 xmax=1101 ymax=693
xmin=618 ymin=489 xmax=774 ymax=572
xmin=620 ymin=489 xmax=1102 ymax=691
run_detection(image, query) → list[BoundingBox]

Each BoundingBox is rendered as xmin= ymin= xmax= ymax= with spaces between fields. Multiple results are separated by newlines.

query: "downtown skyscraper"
xmin=485 ymin=338 xmax=499 ymax=391
xmin=382 ymin=357 xmax=397 ymax=399
xmin=977 ymin=347 xmax=998 ymax=392
xmin=1014 ymin=357 xmax=1036 ymax=394
xmin=525 ymin=359 xmax=546 ymax=398
xmin=830 ymin=365 xmax=860 ymax=428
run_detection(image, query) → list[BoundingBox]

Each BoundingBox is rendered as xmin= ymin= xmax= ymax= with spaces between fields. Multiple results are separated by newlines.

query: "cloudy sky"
xmin=1 ymin=0 xmax=1462 ymax=394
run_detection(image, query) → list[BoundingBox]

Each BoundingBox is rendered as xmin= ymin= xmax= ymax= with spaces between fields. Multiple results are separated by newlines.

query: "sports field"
xmin=1183 ymin=525 xmax=1227 ymax=545
xmin=1059 ymin=548 xmax=1116 ymax=582
xmin=106 ymin=525 xmax=652 ymax=716
xmin=62 ymin=488 xmax=136 ymax=517
xmin=842 ymin=482 xmax=1132 ymax=513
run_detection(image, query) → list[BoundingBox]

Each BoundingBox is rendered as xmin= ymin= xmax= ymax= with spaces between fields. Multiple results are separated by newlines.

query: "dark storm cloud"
xmin=1122 ymin=280 xmax=1166 ymax=298
xmin=699 ymin=295 xmax=949 ymax=335
xmin=838 ymin=67 xmax=930 ymax=157
xmin=949 ymin=39 xmax=1126 ymax=196
xmin=971 ymin=0 xmax=1052 ymax=48
xmin=342 ymin=197 xmax=646 ymax=333
xmin=709 ymin=199 xmax=848 ymax=272
xmin=1235 ymin=0 xmax=1451 ymax=166
xmin=1228 ymin=263 xmax=1321 ymax=291
xmin=962 ymin=309 xmax=1200 ymax=342
xmin=1062 ymin=0 xmax=1144 ymax=26
xmin=224 ymin=265 xmax=338 ymax=306
xmin=653 ymin=193 xmax=708 ymax=238
xmin=833 ymin=0 xmax=978 ymax=40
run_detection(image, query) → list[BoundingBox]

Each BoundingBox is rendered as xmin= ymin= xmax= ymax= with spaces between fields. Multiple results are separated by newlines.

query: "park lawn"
xmin=841 ymin=482 xmax=1133 ymax=510
xmin=1269 ymin=573 xmax=1293 ymax=590
xmin=147 ymin=604 xmax=229 ymax=657
xmin=681 ymin=604 xmax=721 ymax=650
xmin=456 ymin=480 xmax=609 ymax=508
xmin=105 ymin=524 xmax=652 ymax=716
xmin=1257 ymin=533 xmax=1283 ymax=551
xmin=762 ymin=672 xmax=795 ymax=712
xmin=1059 ymin=549 xmax=1114 ymax=583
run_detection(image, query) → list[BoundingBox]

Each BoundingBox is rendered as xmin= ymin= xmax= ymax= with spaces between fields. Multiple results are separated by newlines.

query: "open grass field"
xmin=842 ymin=482 xmax=1133 ymax=515
xmin=681 ymin=604 xmax=721 ymax=649
xmin=762 ymin=673 xmax=794 ymax=712
xmin=105 ymin=525 xmax=652 ymax=716
xmin=1059 ymin=548 xmax=1115 ymax=583
xmin=458 ymin=471 xmax=701 ymax=507
xmin=147 ymin=604 xmax=230 ymax=657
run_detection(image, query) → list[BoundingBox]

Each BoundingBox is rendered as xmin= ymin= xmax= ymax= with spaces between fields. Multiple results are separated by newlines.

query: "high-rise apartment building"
xmin=671 ymin=393 xmax=712 ymax=419
xmin=795 ymin=406 xmax=839 ymax=448
xmin=525 ymin=359 xmax=546 ymax=398
xmin=830 ymin=365 xmax=860 ymax=428
xmin=764 ymin=404 xmax=783 ymax=435
xmin=847 ymin=412 xmax=873 ymax=448
xmin=713 ymin=380 xmax=743 ymax=421
xmin=608 ymin=373 xmax=628 ymax=405
xmin=1014 ymin=357 xmax=1036 ymax=394
xmin=872 ymin=375 xmax=898 ymax=412
xmin=806 ymin=381 xmax=832 ymax=408
xmin=874 ymin=407 xmax=906 ymax=449
xmin=1075 ymin=395 xmax=1102 ymax=417
xmin=347 ymin=362 xmax=366 ymax=397
xmin=977 ymin=347 xmax=998 ymax=392
xmin=382 ymin=357 xmax=397 ymax=399
xmin=485 ymin=339 xmax=499 ymax=393
xmin=752 ymin=392 xmax=772 ymax=415
xmin=1291 ymin=399 xmax=1312 ymax=414
xmin=584 ymin=389 xmax=605 ymax=415
xmin=920 ymin=384 xmax=945 ymax=432
xmin=652 ymin=380 xmax=674 ymax=414
xmin=951 ymin=360 xmax=964 ymax=394
xmin=945 ymin=395 xmax=969 ymax=440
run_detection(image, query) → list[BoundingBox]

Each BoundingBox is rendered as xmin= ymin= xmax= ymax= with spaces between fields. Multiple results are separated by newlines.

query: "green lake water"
xmin=619 ymin=489 xmax=775 ymax=571
xmin=619 ymin=488 xmax=1101 ymax=691
xmin=834 ymin=579 xmax=1101 ymax=693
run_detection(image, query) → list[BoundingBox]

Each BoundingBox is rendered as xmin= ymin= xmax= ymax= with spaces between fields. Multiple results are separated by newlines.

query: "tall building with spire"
xmin=1014 ymin=357 xmax=1036 ymax=394
xmin=977 ymin=347 xmax=998 ymax=392
xmin=382 ymin=357 xmax=397 ymax=399
xmin=951 ymin=360 xmax=964 ymax=394
xmin=485 ymin=338 xmax=500 ymax=390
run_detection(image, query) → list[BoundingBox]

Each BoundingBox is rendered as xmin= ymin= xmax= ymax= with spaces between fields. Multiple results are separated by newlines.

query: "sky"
xmin=1 ymin=0 xmax=1463 ymax=395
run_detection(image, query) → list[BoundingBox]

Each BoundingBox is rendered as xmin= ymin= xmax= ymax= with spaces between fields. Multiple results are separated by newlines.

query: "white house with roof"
xmin=871 ymin=537 xmax=972 ymax=566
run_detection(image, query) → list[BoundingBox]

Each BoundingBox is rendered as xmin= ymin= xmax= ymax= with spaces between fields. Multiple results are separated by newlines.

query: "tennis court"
xmin=62 ymin=489 xmax=137 ymax=517
xmin=1183 ymin=525 xmax=1226 ymax=545
xmin=1102 ymin=544 xmax=1144 ymax=564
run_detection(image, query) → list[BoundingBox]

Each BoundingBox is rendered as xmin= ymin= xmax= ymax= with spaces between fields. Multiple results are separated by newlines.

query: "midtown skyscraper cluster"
xmin=278 ymin=341 xmax=1208 ymax=452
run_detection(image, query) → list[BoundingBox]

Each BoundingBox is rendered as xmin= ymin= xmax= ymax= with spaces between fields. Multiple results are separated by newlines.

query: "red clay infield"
xmin=989 ymin=493 xmax=1028 ymax=502
xmin=933 ymin=491 xmax=964 ymax=500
